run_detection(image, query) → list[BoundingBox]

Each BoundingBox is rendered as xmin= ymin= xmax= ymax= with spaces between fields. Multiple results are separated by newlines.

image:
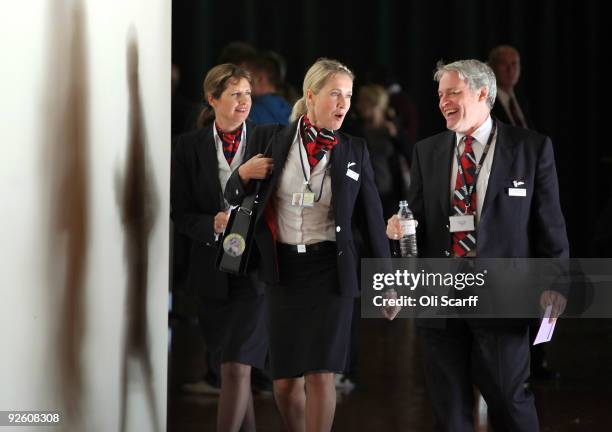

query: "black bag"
xmin=216 ymin=190 xmax=259 ymax=275
xmin=216 ymin=130 xmax=276 ymax=275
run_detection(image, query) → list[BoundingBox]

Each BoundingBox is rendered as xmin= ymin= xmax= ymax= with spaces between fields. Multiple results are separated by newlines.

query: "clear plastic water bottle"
xmin=398 ymin=200 xmax=418 ymax=257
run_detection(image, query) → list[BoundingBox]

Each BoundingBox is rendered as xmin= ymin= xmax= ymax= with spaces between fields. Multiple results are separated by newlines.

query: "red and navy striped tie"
xmin=451 ymin=135 xmax=477 ymax=256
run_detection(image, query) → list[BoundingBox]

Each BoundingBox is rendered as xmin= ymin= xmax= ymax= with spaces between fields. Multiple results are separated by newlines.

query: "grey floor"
xmin=167 ymin=314 xmax=612 ymax=431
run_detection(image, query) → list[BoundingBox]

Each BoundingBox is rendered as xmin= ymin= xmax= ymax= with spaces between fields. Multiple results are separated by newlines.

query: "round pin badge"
xmin=223 ymin=233 xmax=246 ymax=257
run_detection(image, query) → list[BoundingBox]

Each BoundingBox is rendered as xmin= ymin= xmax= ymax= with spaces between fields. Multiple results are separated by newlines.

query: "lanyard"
xmin=454 ymin=120 xmax=497 ymax=210
xmin=298 ymin=134 xmax=330 ymax=203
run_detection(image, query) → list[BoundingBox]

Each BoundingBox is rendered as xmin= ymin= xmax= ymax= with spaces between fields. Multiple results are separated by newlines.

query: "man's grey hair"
xmin=434 ymin=59 xmax=497 ymax=110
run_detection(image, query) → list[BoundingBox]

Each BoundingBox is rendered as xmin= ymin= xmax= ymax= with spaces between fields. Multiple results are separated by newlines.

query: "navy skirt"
xmin=199 ymin=275 xmax=268 ymax=370
xmin=266 ymin=241 xmax=353 ymax=379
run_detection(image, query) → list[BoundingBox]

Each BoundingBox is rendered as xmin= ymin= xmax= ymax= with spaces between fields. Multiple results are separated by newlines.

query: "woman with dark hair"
xmin=225 ymin=58 xmax=392 ymax=432
xmin=171 ymin=63 xmax=273 ymax=432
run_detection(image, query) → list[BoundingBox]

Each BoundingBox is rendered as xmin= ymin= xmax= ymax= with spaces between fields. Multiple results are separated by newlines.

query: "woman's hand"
xmin=238 ymin=154 xmax=274 ymax=182
xmin=213 ymin=211 xmax=230 ymax=234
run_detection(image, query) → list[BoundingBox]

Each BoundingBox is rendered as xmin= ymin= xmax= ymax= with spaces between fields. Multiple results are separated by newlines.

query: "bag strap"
xmin=237 ymin=193 xmax=257 ymax=216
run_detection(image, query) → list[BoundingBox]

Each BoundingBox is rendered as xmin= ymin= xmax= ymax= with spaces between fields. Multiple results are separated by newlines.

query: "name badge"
xmin=292 ymin=192 xmax=315 ymax=207
xmin=508 ymin=187 xmax=527 ymax=197
xmin=346 ymin=168 xmax=359 ymax=181
xmin=449 ymin=214 xmax=475 ymax=232
xmin=302 ymin=192 xmax=315 ymax=206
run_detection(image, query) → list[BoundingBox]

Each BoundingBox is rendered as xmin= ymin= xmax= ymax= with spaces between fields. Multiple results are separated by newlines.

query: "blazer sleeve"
xmin=224 ymin=135 xmax=259 ymax=206
xmin=531 ymin=137 xmax=570 ymax=258
xmin=406 ymin=142 xmax=426 ymax=253
xmin=224 ymin=125 xmax=278 ymax=206
xmin=170 ymin=136 xmax=216 ymax=246
xmin=356 ymin=138 xmax=391 ymax=259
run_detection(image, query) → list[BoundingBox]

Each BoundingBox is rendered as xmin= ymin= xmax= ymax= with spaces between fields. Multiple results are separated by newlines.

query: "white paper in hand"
xmin=533 ymin=305 xmax=557 ymax=345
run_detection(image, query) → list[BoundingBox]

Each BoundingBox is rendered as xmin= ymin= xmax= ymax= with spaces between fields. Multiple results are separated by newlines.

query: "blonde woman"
xmin=226 ymin=58 xmax=391 ymax=432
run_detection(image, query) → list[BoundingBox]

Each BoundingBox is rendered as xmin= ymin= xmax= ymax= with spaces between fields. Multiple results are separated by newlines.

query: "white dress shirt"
xmin=213 ymin=121 xmax=247 ymax=194
xmin=275 ymin=121 xmax=336 ymax=245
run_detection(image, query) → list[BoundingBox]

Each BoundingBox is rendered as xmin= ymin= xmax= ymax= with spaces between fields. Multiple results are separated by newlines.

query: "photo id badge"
xmin=292 ymin=192 xmax=315 ymax=207
xmin=291 ymin=192 xmax=303 ymax=206
xmin=449 ymin=214 xmax=475 ymax=232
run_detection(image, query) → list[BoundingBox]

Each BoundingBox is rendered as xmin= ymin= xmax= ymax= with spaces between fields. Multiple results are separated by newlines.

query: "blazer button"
xmin=235 ymin=189 xmax=239 ymax=195
xmin=336 ymin=226 xmax=341 ymax=232
xmin=338 ymin=250 xmax=343 ymax=256
xmin=444 ymin=250 xmax=450 ymax=257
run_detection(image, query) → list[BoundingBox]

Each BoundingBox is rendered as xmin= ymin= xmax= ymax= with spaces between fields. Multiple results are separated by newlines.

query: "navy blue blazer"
xmin=407 ymin=120 xmax=569 ymax=259
xmin=407 ymin=120 xmax=569 ymax=328
xmin=171 ymin=121 xmax=260 ymax=299
xmin=225 ymin=121 xmax=391 ymax=297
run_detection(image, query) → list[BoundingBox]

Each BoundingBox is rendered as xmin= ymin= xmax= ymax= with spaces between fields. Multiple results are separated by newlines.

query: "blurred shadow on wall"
xmin=115 ymin=29 xmax=161 ymax=432
xmin=44 ymin=0 xmax=89 ymax=428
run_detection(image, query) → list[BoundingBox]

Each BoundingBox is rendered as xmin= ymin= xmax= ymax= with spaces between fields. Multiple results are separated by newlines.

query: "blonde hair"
xmin=358 ymin=84 xmax=389 ymax=110
xmin=290 ymin=58 xmax=355 ymax=122
xmin=197 ymin=63 xmax=252 ymax=128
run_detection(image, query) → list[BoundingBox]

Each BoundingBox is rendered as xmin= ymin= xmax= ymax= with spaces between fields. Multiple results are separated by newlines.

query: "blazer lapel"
xmin=330 ymin=132 xmax=349 ymax=207
xmin=434 ymin=133 xmax=454 ymax=217
xmin=256 ymin=122 xmax=296 ymax=221
xmin=195 ymin=127 xmax=223 ymax=209
xmin=480 ymin=123 xmax=518 ymax=222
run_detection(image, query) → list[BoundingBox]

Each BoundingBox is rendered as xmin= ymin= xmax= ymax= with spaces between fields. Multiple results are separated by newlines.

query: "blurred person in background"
xmin=488 ymin=44 xmax=532 ymax=129
xmin=244 ymin=51 xmax=292 ymax=125
xmin=355 ymin=84 xmax=411 ymax=218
